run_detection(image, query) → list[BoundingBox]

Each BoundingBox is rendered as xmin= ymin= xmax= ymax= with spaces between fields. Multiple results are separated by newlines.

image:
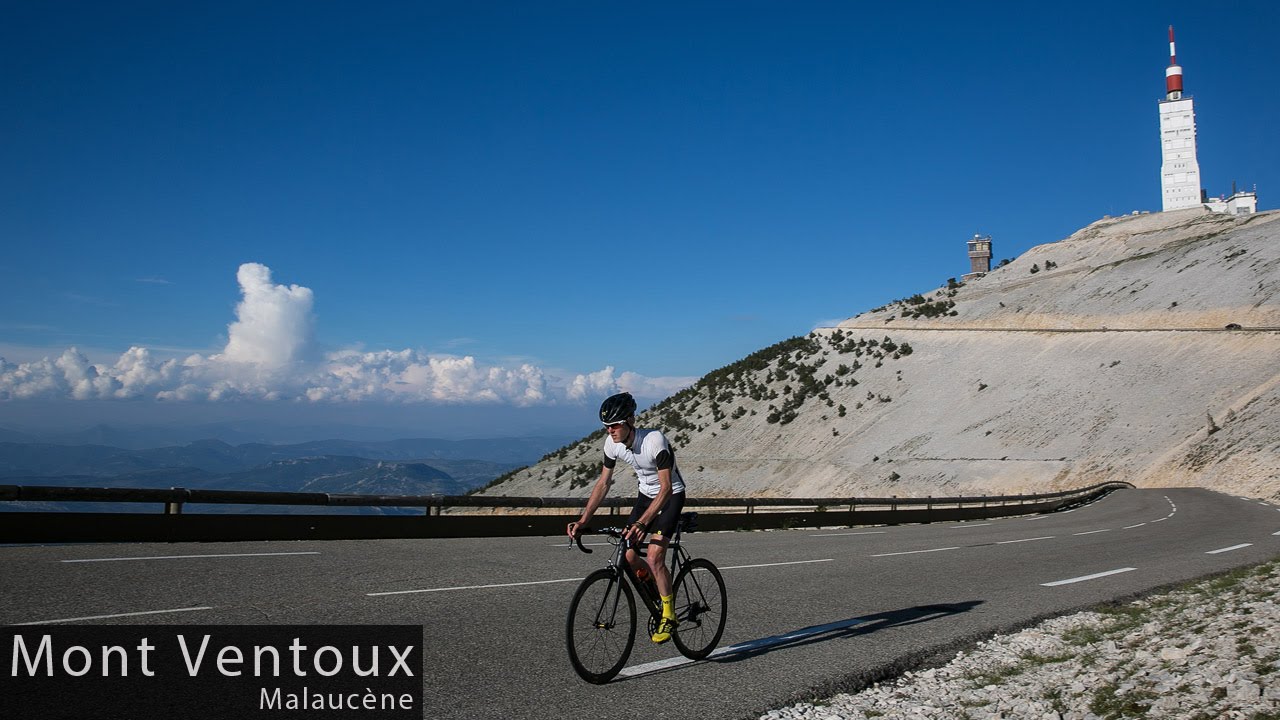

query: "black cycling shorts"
xmin=626 ymin=491 xmax=686 ymax=538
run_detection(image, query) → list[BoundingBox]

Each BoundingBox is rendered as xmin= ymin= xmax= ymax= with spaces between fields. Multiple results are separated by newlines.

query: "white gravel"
xmin=760 ymin=560 xmax=1280 ymax=720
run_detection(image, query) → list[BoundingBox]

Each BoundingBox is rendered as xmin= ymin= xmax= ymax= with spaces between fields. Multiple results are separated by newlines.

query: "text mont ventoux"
xmin=11 ymin=634 xmax=416 ymax=678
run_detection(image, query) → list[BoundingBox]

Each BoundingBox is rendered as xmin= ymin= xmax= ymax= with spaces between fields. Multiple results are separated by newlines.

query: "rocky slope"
xmin=482 ymin=208 xmax=1280 ymax=502
xmin=759 ymin=560 xmax=1280 ymax=720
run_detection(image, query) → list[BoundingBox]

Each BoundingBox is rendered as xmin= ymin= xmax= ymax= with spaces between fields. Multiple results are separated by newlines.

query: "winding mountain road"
xmin=3 ymin=487 xmax=1278 ymax=719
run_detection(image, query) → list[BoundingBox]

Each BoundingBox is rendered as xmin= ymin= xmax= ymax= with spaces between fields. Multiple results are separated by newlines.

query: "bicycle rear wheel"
xmin=566 ymin=568 xmax=636 ymax=683
xmin=671 ymin=558 xmax=727 ymax=660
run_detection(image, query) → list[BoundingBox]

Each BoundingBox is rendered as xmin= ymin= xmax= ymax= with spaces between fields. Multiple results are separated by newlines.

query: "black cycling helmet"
xmin=599 ymin=392 xmax=637 ymax=425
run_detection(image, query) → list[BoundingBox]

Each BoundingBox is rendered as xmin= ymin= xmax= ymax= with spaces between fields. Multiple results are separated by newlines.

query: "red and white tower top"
xmin=1166 ymin=25 xmax=1184 ymax=99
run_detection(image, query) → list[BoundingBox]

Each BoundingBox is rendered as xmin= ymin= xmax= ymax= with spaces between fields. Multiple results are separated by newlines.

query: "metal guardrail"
xmin=0 ymin=480 xmax=1132 ymax=514
xmin=0 ymin=481 xmax=1134 ymax=544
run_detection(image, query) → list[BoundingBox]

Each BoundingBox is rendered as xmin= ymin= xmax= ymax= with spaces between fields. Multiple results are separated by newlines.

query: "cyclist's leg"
xmin=644 ymin=492 xmax=685 ymax=643
xmin=646 ymin=536 xmax=671 ymax=595
xmin=623 ymin=493 xmax=649 ymax=577
xmin=645 ymin=491 xmax=686 ymax=595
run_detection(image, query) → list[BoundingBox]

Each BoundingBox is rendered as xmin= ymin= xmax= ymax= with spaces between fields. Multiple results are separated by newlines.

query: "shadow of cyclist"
xmin=709 ymin=600 xmax=985 ymax=664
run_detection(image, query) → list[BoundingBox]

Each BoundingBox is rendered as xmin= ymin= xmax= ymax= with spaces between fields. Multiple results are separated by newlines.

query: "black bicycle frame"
xmin=608 ymin=532 xmax=691 ymax=622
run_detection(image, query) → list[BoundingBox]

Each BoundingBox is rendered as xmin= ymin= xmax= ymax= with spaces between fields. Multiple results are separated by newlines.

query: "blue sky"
xmin=1 ymin=1 xmax=1276 ymax=439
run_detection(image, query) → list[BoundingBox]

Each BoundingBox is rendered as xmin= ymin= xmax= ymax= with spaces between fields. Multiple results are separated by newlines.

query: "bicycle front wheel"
xmin=566 ymin=568 xmax=636 ymax=684
xmin=671 ymin=558 xmax=727 ymax=660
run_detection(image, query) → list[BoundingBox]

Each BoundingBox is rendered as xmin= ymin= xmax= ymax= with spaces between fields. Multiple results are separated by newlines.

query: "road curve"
xmin=3 ymin=487 xmax=1279 ymax=719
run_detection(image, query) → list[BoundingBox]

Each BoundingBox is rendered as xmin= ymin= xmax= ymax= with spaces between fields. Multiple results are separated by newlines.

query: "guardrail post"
xmin=165 ymin=487 xmax=184 ymax=515
xmin=891 ymin=495 xmax=897 ymax=512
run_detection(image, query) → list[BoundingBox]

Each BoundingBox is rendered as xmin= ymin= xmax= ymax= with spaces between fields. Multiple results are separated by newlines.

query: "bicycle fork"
xmin=591 ymin=572 xmax=627 ymax=630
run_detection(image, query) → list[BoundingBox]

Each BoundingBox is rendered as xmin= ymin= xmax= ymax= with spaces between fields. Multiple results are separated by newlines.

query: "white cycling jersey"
xmin=603 ymin=427 xmax=686 ymax=498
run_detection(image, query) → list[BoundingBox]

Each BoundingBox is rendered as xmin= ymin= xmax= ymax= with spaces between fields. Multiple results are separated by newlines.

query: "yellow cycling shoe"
xmin=651 ymin=617 xmax=677 ymax=644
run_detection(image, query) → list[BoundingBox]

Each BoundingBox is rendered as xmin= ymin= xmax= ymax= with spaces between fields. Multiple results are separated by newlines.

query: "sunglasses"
xmin=603 ymin=422 xmax=628 ymax=429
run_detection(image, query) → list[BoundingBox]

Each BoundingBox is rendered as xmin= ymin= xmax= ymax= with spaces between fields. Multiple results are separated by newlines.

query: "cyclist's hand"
xmin=622 ymin=523 xmax=646 ymax=543
xmin=567 ymin=521 xmax=582 ymax=539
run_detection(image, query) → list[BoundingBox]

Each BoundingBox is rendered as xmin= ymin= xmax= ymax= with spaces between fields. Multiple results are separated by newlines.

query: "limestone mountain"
xmin=481 ymin=208 xmax=1280 ymax=502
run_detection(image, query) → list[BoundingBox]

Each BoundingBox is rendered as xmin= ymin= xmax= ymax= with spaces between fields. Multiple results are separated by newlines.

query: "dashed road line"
xmin=1206 ymin=544 xmax=1252 ymax=555
xmin=61 ymin=552 xmax=321 ymax=563
xmin=721 ymin=559 xmax=834 ymax=570
xmin=14 ymin=606 xmax=215 ymax=626
xmin=369 ymin=557 xmax=833 ymax=597
xmin=1072 ymin=529 xmax=1112 ymax=536
xmin=871 ymin=547 xmax=961 ymax=558
xmin=948 ymin=524 xmax=992 ymax=530
xmin=997 ymin=536 xmax=1054 ymax=545
xmin=809 ymin=531 xmax=887 ymax=537
xmin=1123 ymin=523 xmax=1147 ymax=529
xmin=368 ymin=578 xmax=581 ymax=596
xmin=1041 ymin=568 xmax=1137 ymax=587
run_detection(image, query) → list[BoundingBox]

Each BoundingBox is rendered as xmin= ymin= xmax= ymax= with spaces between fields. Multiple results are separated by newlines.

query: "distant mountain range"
xmin=0 ymin=435 xmax=571 ymax=513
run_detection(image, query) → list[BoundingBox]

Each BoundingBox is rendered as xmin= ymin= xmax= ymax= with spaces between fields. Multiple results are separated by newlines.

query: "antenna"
xmin=1165 ymin=25 xmax=1184 ymax=99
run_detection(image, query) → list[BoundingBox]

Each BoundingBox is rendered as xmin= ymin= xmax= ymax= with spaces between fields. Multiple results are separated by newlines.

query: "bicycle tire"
xmin=671 ymin=558 xmax=727 ymax=660
xmin=566 ymin=568 xmax=636 ymax=683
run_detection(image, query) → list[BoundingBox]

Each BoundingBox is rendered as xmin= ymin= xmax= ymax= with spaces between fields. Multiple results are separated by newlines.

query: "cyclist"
xmin=567 ymin=391 xmax=686 ymax=643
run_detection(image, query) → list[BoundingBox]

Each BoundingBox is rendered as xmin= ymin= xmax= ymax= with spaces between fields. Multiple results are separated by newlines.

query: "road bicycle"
xmin=566 ymin=511 xmax=728 ymax=684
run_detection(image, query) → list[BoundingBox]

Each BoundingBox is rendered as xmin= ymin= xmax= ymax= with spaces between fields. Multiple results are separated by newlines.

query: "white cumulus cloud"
xmin=0 ymin=263 xmax=694 ymax=407
xmin=220 ymin=262 xmax=315 ymax=366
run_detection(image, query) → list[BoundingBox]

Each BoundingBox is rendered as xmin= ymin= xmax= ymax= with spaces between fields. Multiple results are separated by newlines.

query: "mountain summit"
xmin=484 ymin=208 xmax=1280 ymax=502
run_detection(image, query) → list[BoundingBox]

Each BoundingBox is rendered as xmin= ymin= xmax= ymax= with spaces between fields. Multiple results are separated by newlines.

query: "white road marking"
xmin=1041 ymin=568 xmax=1137 ymax=587
xmin=1123 ymin=523 xmax=1147 ymax=529
xmin=367 ymin=578 xmax=581 ymax=596
xmin=370 ymin=557 xmax=833 ymax=597
xmin=871 ymin=546 xmax=960 ymax=558
xmin=1206 ymin=544 xmax=1252 ymax=555
xmin=618 ymin=615 xmax=870 ymax=678
xmin=720 ymin=559 xmax=834 ymax=570
xmin=14 ymin=606 xmax=215 ymax=626
xmin=809 ymin=531 xmax=887 ymax=537
xmin=1025 ymin=516 xmax=1049 ymax=521
xmin=1273 ymin=531 xmax=1280 ymax=536
xmin=948 ymin=523 xmax=992 ymax=529
xmin=1151 ymin=518 xmax=1168 ymax=523
xmin=1072 ymin=529 xmax=1111 ymax=536
xmin=61 ymin=551 xmax=320 ymax=563
xmin=997 ymin=536 xmax=1055 ymax=545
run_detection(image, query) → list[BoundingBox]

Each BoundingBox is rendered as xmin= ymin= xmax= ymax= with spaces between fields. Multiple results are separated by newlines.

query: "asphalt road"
xmin=3 ymin=487 xmax=1279 ymax=719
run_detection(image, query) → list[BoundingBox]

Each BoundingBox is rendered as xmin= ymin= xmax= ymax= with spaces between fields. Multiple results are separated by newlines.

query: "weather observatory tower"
xmin=1158 ymin=26 xmax=1203 ymax=211
xmin=967 ymin=234 xmax=992 ymax=276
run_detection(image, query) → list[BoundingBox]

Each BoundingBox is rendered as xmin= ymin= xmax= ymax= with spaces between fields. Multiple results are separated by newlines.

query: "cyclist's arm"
xmin=568 ymin=465 xmax=613 ymax=538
